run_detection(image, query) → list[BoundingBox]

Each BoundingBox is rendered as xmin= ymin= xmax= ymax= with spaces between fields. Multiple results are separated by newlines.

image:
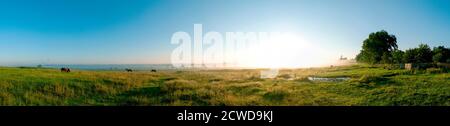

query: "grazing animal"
xmin=151 ymin=69 xmax=157 ymax=72
xmin=60 ymin=68 xmax=71 ymax=72
xmin=125 ymin=68 xmax=133 ymax=72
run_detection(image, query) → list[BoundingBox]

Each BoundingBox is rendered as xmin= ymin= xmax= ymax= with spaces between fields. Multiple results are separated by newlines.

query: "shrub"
xmin=381 ymin=64 xmax=403 ymax=70
xmin=426 ymin=68 xmax=444 ymax=74
xmin=277 ymin=74 xmax=292 ymax=79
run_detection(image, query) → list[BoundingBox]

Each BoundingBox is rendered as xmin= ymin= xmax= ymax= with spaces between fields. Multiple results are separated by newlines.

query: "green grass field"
xmin=0 ymin=64 xmax=448 ymax=106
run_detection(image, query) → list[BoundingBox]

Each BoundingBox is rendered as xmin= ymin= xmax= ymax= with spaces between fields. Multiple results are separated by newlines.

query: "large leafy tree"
xmin=356 ymin=30 xmax=398 ymax=64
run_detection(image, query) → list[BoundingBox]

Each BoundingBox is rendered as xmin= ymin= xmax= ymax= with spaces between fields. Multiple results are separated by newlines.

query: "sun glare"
xmin=238 ymin=33 xmax=333 ymax=68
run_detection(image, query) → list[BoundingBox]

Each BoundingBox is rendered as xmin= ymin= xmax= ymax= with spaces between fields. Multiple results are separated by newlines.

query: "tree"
xmin=356 ymin=51 xmax=373 ymax=64
xmin=403 ymin=44 xmax=433 ymax=63
xmin=403 ymin=48 xmax=417 ymax=63
xmin=356 ymin=30 xmax=398 ymax=64
xmin=391 ymin=50 xmax=404 ymax=63
xmin=416 ymin=44 xmax=433 ymax=63
xmin=380 ymin=52 xmax=393 ymax=64
xmin=432 ymin=46 xmax=450 ymax=63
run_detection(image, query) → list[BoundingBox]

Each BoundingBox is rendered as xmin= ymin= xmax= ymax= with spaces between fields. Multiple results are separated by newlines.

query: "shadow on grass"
xmin=115 ymin=86 xmax=170 ymax=105
xmin=351 ymin=75 xmax=398 ymax=89
xmin=263 ymin=90 xmax=288 ymax=102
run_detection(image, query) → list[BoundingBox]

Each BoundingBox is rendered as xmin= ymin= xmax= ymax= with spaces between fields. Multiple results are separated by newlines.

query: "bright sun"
xmin=237 ymin=33 xmax=333 ymax=68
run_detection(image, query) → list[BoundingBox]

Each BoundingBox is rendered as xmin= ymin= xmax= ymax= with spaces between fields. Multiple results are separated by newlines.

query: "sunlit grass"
xmin=0 ymin=64 xmax=448 ymax=106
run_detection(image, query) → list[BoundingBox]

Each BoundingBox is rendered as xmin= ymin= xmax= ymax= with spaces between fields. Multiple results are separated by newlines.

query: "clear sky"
xmin=0 ymin=0 xmax=449 ymax=65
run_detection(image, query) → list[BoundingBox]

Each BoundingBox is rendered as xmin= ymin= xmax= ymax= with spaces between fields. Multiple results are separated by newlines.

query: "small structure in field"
xmin=339 ymin=55 xmax=347 ymax=60
xmin=405 ymin=63 xmax=413 ymax=70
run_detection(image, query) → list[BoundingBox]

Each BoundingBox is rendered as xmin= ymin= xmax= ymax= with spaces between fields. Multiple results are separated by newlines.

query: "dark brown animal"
xmin=60 ymin=68 xmax=71 ymax=72
xmin=125 ymin=68 xmax=133 ymax=72
xmin=151 ymin=69 xmax=157 ymax=72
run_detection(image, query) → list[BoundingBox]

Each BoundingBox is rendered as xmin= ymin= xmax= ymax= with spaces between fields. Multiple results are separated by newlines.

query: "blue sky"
xmin=0 ymin=0 xmax=449 ymax=65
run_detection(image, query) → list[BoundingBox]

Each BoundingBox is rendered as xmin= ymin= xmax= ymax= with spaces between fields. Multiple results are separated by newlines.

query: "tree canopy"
xmin=356 ymin=30 xmax=398 ymax=64
xmin=432 ymin=46 xmax=450 ymax=63
xmin=403 ymin=44 xmax=433 ymax=63
xmin=356 ymin=30 xmax=448 ymax=64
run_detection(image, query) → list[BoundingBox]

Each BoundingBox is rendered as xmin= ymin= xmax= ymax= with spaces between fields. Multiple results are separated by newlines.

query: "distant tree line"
xmin=356 ymin=30 xmax=449 ymax=64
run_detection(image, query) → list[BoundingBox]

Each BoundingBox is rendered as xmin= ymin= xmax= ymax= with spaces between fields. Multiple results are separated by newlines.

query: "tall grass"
xmin=0 ymin=64 xmax=448 ymax=106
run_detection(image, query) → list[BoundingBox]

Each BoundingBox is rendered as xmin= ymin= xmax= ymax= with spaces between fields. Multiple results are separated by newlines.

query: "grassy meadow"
xmin=0 ymin=64 xmax=448 ymax=106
